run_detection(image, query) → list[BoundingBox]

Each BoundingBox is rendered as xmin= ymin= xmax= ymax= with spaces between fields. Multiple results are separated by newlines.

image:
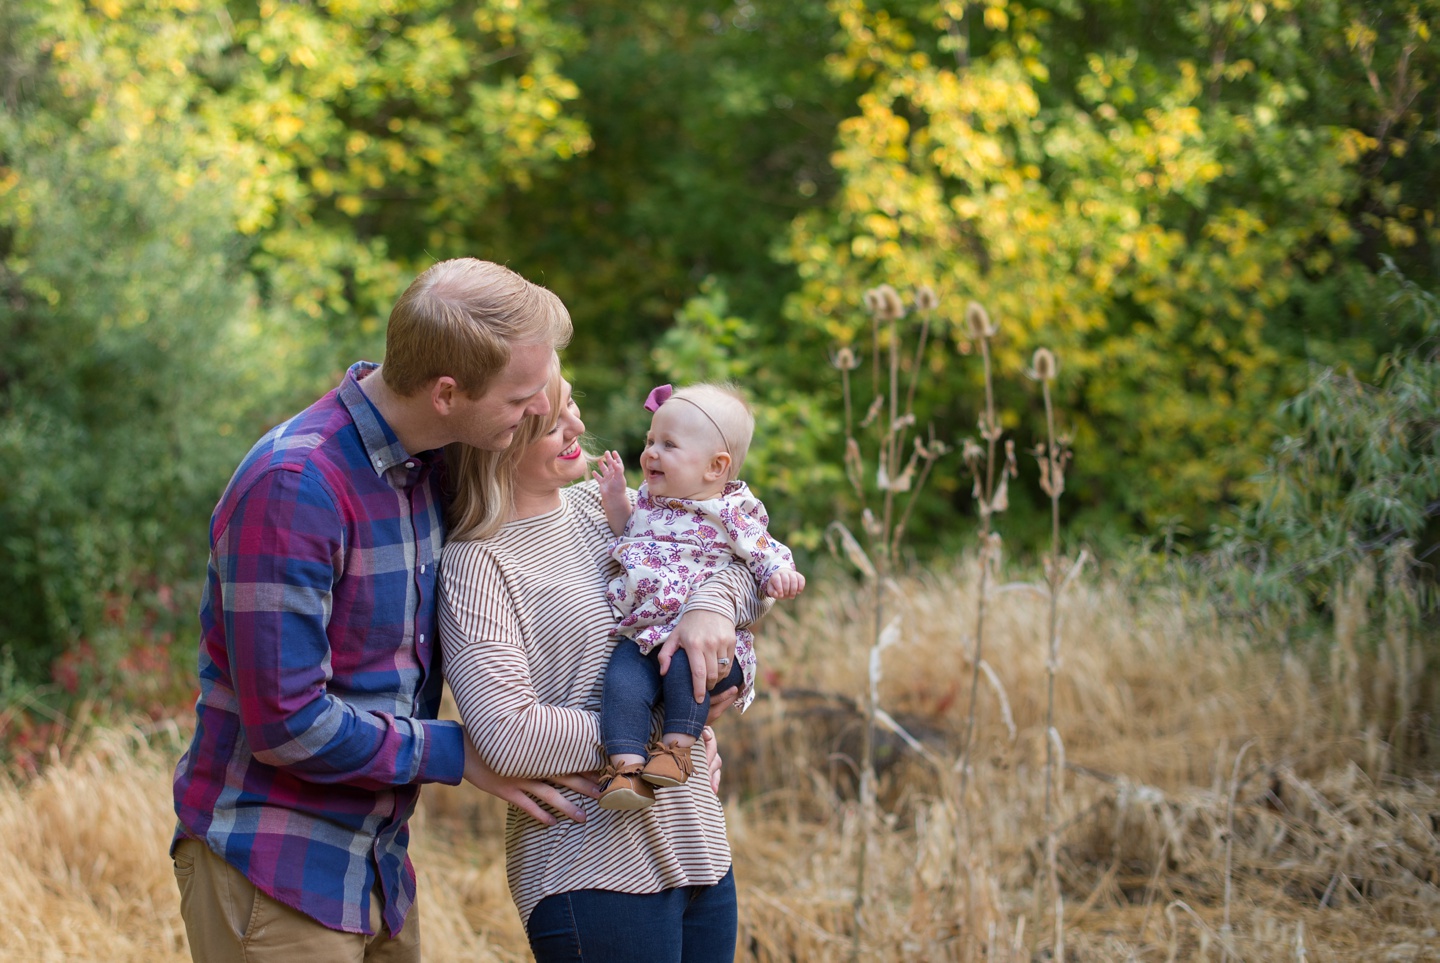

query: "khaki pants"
xmin=172 ymin=838 xmax=421 ymax=963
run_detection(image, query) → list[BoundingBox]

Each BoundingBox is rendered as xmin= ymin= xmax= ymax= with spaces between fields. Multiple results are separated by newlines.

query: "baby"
xmin=592 ymin=382 xmax=805 ymax=810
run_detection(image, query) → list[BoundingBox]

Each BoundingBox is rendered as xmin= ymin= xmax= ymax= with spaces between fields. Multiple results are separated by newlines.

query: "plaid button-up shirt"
xmin=172 ymin=362 xmax=466 ymax=936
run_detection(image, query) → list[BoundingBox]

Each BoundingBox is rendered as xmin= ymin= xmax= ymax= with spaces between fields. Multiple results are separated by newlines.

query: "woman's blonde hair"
xmin=445 ymin=360 xmax=565 ymax=542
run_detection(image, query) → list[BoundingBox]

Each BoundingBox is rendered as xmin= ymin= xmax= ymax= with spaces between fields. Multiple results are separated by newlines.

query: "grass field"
xmin=3 ymin=563 xmax=1437 ymax=961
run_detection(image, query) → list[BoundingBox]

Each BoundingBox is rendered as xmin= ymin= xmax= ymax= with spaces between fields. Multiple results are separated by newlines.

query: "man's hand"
xmin=706 ymin=687 xmax=738 ymax=726
xmin=764 ymin=569 xmax=806 ymax=600
xmin=462 ymin=739 xmax=598 ymax=825
xmin=659 ymin=608 xmax=737 ymax=703
xmin=701 ymin=725 xmax=723 ymax=794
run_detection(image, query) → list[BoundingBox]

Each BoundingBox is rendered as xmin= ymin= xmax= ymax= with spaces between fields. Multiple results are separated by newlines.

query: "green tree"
xmin=780 ymin=0 xmax=1438 ymax=539
xmin=456 ymin=2 xmax=855 ymax=440
xmin=0 ymin=0 xmax=279 ymax=687
xmin=429 ymin=1 xmax=865 ymax=549
xmin=206 ymin=0 xmax=593 ymax=383
xmin=1 ymin=0 xmax=610 ymax=692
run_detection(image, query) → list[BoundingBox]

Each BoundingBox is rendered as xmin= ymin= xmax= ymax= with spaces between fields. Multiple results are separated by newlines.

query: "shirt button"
xmin=419 ymin=564 xmax=426 ymax=574
xmin=418 ymin=634 xmax=426 ymax=645
xmin=405 ymin=460 xmax=416 ymax=469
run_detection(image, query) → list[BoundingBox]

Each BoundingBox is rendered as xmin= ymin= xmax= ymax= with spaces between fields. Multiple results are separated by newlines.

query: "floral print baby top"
xmin=606 ymin=480 xmax=796 ymax=710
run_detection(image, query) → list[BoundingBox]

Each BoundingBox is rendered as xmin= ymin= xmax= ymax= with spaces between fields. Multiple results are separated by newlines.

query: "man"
xmin=170 ymin=258 xmax=587 ymax=961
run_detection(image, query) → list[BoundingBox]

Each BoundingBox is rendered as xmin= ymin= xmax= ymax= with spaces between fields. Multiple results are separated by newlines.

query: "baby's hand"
xmin=594 ymin=450 xmax=631 ymax=536
xmin=764 ymin=569 xmax=806 ymax=600
xmin=593 ymin=450 xmax=625 ymax=497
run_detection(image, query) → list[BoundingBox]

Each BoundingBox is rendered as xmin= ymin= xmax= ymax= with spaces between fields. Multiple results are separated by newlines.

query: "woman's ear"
xmin=705 ymin=452 xmax=732 ymax=482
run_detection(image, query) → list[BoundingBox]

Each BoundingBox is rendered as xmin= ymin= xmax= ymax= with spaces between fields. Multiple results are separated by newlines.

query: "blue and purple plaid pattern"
xmin=173 ymin=362 xmax=465 ymax=936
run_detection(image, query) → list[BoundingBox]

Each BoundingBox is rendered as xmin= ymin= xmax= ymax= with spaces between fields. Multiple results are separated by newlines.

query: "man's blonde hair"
xmin=445 ymin=361 xmax=567 ymax=543
xmin=670 ymin=382 xmax=755 ymax=480
xmin=383 ymin=258 xmax=572 ymax=398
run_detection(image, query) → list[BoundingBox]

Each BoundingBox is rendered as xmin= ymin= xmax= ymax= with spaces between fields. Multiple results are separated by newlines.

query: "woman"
xmin=438 ymin=365 xmax=761 ymax=962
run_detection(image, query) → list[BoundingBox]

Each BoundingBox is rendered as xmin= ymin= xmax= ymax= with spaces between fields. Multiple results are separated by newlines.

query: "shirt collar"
xmin=641 ymin=479 xmax=748 ymax=510
xmin=339 ymin=362 xmax=429 ymax=477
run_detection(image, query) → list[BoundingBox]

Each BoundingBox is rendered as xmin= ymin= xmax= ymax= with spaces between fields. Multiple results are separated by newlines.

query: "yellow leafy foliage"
xmin=784 ymin=0 xmax=1368 ymax=527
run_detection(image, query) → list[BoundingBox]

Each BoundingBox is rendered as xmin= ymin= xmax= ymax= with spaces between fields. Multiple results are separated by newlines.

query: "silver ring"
xmin=717 ymin=657 xmax=731 ymax=667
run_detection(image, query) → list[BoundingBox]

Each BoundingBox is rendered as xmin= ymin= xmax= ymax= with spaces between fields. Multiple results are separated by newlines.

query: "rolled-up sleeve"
xmin=218 ymin=466 xmax=463 ymax=790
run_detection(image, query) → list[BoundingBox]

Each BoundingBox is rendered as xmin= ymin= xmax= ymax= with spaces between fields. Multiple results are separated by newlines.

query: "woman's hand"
xmin=661 ymin=609 xmax=736 ymax=703
xmin=462 ymin=739 xmax=598 ymax=825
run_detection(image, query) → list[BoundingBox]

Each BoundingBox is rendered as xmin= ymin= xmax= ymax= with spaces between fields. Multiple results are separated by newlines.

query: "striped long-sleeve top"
xmin=438 ymin=480 xmax=759 ymax=925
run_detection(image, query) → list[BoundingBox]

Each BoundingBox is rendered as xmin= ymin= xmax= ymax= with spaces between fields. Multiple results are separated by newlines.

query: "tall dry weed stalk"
xmin=827 ymin=282 xmax=946 ymax=961
xmin=1030 ymin=346 xmax=1077 ymax=961
xmin=956 ymin=301 xmax=1015 ymax=797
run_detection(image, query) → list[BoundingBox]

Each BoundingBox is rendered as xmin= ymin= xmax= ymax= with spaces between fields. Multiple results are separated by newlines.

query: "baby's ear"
xmin=706 ymin=451 xmax=732 ymax=482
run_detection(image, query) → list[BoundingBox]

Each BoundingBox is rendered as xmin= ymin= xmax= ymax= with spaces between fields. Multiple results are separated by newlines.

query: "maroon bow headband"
xmin=642 ymin=383 xmax=732 ymax=453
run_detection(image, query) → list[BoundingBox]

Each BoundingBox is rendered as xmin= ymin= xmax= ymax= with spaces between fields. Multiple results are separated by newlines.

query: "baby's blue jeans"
xmin=601 ymin=640 xmax=743 ymax=758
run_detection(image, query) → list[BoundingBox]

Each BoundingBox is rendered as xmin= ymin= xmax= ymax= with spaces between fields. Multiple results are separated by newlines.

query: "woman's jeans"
xmin=526 ymin=867 xmax=738 ymax=963
xmin=602 ymin=640 xmax=743 ymax=758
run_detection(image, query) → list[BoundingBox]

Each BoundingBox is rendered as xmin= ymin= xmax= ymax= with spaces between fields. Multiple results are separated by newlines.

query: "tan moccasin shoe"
xmin=598 ymin=762 xmax=656 ymax=811
xmin=640 ymin=741 xmax=695 ymax=788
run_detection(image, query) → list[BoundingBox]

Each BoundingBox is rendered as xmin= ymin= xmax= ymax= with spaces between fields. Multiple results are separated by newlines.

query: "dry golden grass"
xmin=721 ymin=562 xmax=1440 ymax=961
xmin=3 ymin=563 xmax=1437 ymax=961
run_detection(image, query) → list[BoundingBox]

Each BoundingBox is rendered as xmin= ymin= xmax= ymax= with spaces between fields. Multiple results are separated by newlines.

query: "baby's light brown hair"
xmin=669 ymin=382 xmax=755 ymax=480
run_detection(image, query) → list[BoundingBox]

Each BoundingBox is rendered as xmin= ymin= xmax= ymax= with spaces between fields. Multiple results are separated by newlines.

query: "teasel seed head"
xmin=863 ymin=284 xmax=905 ymax=321
xmin=880 ymin=284 xmax=905 ymax=320
xmin=966 ymin=301 xmax=996 ymax=339
xmin=863 ymin=287 xmax=883 ymax=316
xmin=1031 ymin=347 xmax=1057 ymax=381
xmin=831 ymin=346 xmax=860 ymax=371
xmin=913 ymin=285 xmax=939 ymax=312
